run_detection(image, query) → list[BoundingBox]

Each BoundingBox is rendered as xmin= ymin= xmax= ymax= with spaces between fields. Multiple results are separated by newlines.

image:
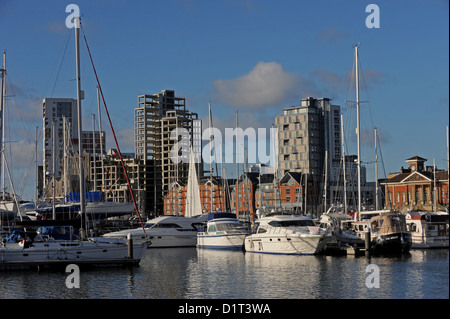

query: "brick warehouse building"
xmin=381 ymin=156 xmax=449 ymax=212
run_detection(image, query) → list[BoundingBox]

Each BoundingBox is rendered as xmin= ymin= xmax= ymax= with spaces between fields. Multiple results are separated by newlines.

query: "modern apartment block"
xmin=275 ymin=97 xmax=341 ymax=179
xmin=134 ymin=89 xmax=202 ymax=216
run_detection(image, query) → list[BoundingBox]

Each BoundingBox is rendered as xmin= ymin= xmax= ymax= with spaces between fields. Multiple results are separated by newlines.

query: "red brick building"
xmin=164 ymin=177 xmax=228 ymax=215
xmin=381 ymin=156 xmax=449 ymax=212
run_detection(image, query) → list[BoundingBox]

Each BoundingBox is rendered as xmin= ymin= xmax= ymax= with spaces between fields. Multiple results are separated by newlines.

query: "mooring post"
xmin=127 ymin=233 xmax=133 ymax=259
xmin=365 ymin=230 xmax=371 ymax=254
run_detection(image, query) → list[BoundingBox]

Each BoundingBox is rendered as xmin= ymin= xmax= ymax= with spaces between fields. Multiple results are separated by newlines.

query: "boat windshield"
xmin=268 ymin=220 xmax=315 ymax=227
xmin=216 ymin=223 xmax=246 ymax=232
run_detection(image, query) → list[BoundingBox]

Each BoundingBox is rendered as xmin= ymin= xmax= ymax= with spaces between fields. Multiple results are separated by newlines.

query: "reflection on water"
xmin=0 ymin=248 xmax=448 ymax=299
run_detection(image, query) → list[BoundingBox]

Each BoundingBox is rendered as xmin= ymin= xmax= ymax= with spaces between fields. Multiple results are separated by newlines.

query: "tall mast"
xmin=235 ymin=111 xmax=239 ymax=218
xmin=63 ymin=117 xmax=68 ymax=200
xmin=52 ymin=120 xmax=56 ymax=219
xmin=355 ymin=44 xmax=362 ymax=219
xmin=35 ymin=126 xmax=39 ymax=208
xmin=446 ymin=125 xmax=450 ymax=212
xmin=209 ymin=102 xmax=213 ymax=213
xmin=92 ymin=113 xmax=97 ymax=191
xmin=447 ymin=125 xmax=449 ymax=210
xmin=433 ymin=158 xmax=436 ymax=212
xmin=97 ymin=86 xmax=105 ymax=196
xmin=75 ymin=16 xmax=86 ymax=219
xmin=374 ymin=127 xmax=379 ymax=210
xmin=341 ymin=114 xmax=347 ymax=214
xmin=1 ymin=52 xmax=6 ymax=200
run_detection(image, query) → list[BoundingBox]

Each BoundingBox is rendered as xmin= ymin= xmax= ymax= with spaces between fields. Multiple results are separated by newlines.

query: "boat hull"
xmin=244 ymin=234 xmax=325 ymax=255
xmin=149 ymin=234 xmax=197 ymax=248
xmin=197 ymin=233 xmax=246 ymax=250
xmin=0 ymin=238 xmax=147 ymax=270
xmin=411 ymin=236 xmax=449 ymax=249
xmin=104 ymin=229 xmax=198 ymax=248
xmin=371 ymin=232 xmax=412 ymax=254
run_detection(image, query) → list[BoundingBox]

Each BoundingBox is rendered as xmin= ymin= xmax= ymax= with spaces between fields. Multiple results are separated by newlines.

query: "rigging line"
xmin=80 ymin=23 xmax=146 ymax=235
xmin=51 ymin=28 xmax=72 ymax=98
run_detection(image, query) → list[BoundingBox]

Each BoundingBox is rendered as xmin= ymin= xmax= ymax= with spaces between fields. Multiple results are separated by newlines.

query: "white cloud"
xmin=213 ymin=61 xmax=301 ymax=109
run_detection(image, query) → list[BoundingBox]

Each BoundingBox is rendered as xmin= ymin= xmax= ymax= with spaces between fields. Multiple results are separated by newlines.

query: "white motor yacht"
xmin=197 ymin=212 xmax=249 ymax=250
xmin=244 ymin=214 xmax=326 ymax=255
xmin=103 ymin=215 xmax=207 ymax=248
xmin=405 ymin=211 xmax=449 ymax=248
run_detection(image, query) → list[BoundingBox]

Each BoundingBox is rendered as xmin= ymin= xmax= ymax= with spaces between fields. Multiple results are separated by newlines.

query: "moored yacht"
xmin=244 ymin=214 xmax=326 ymax=255
xmin=1 ymin=233 xmax=149 ymax=270
xmin=348 ymin=212 xmax=412 ymax=254
xmin=197 ymin=212 xmax=249 ymax=250
xmin=405 ymin=211 xmax=449 ymax=248
xmin=368 ymin=212 xmax=412 ymax=253
xmin=103 ymin=215 xmax=207 ymax=248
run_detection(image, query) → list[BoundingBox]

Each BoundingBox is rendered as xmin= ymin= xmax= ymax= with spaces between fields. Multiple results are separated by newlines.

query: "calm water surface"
xmin=0 ymin=248 xmax=448 ymax=299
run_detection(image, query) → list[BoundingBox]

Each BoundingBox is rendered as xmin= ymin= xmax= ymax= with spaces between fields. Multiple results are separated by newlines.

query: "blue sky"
xmin=0 ymin=0 xmax=449 ymax=200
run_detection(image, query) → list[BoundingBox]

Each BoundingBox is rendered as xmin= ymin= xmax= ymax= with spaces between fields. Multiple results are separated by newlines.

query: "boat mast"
xmin=52 ymin=120 xmax=56 ymax=219
xmin=1 ymin=52 xmax=6 ymax=201
xmin=355 ymin=44 xmax=362 ymax=220
xmin=374 ymin=127 xmax=379 ymax=210
xmin=447 ymin=125 xmax=449 ymax=210
xmin=235 ymin=111 xmax=239 ymax=219
xmin=74 ymin=16 xmax=86 ymax=221
xmin=92 ymin=113 xmax=97 ymax=191
xmin=97 ymin=86 xmax=105 ymax=198
xmin=341 ymin=114 xmax=347 ymax=214
xmin=433 ymin=158 xmax=436 ymax=212
xmin=35 ymin=126 xmax=39 ymax=208
xmin=63 ymin=117 xmax=68 ymax=201
xmin=209 ymin=102 xmax=213 ymax=213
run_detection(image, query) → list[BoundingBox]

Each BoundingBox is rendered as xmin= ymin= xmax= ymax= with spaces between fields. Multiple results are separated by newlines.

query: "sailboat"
xmin=185 ymin=147 xmax=202 ymax=218
xmin=1 ymin=16 xmax=149 ymax=270
xmin=331 ymin=45 xmax=411 ymax=254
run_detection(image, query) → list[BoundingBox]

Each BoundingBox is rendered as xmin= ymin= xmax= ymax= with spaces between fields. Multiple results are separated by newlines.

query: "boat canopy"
xmin=370 ymin=213 xmax=408 ymax=234
xmin=207 ymin=212 xmax=237 ymax=221
xmin=68 ymin=191 xmax=103 ymax=202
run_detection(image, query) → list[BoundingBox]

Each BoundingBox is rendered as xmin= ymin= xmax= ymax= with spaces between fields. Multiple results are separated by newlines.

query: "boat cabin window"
xmin=408 ymin=223 xmax=417 ymax=233
xmin=207 ymin=225 xmax=217 ymax=232
xmin=216 ymin=223 xmax=243 ymax=231
xmin=268 ymin=220 xmax=315 ymax=227
xmin=252 ymin=222 xmax=260 ymax=234
xmin=151 ymin=223 xmax=182 ymax=228
xmin=371 ymin=220 xmax=380 ymax=232
xmin=257 ymin=227 xmax=267 ymax=234
xmin=389 ymin=215 xmax=407 ymax=232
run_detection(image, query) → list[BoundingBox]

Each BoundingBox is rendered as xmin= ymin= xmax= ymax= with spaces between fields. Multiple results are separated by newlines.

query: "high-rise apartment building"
xmin=134 ymin=90 xmax=201 ymax=215
xmin=275 ymin=97 xmax=341 ymax=179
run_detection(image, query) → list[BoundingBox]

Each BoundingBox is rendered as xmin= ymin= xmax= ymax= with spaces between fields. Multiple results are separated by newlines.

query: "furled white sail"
xmin=185 ymin=148 xmax=202 ymax=218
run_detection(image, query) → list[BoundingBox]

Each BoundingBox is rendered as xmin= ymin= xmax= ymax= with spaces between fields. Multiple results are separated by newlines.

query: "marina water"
xmin=0 ymin=248 xmax=447 ymax=299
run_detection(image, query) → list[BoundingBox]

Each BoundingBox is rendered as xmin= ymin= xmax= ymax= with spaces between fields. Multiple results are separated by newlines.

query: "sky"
xmin=0 ymin=0 xmax=449 ymax=201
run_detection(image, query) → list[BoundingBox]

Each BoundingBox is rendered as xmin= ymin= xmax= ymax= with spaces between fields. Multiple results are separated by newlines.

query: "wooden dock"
xmin=322 ymin=243 xmax=369 ymax=256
